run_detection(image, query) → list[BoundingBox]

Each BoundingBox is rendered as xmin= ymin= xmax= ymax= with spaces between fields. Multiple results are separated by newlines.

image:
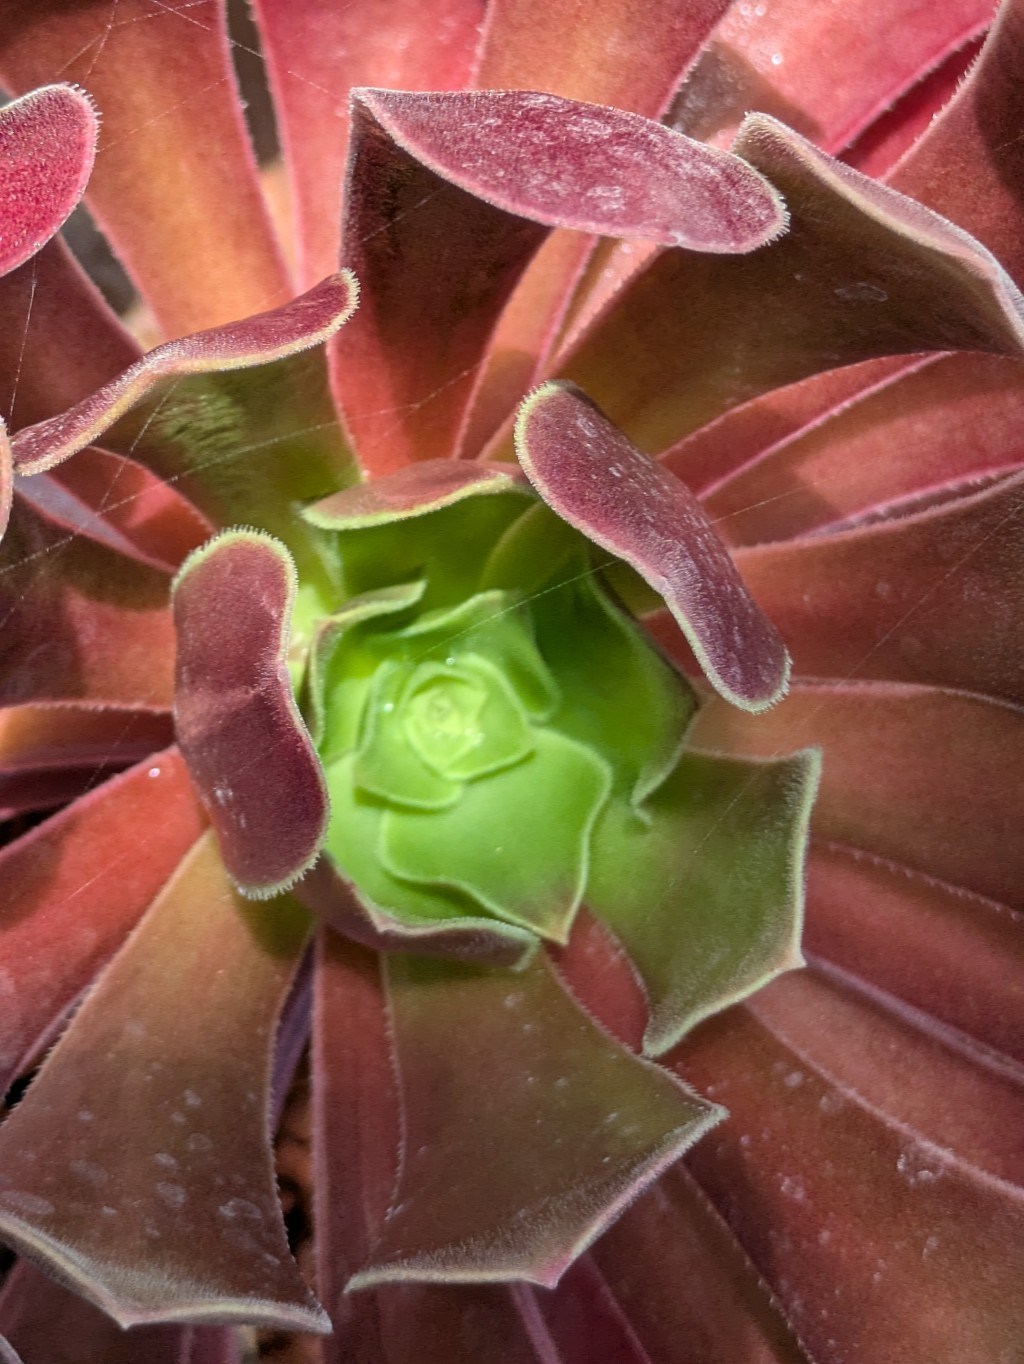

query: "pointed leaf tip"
xmin=515 ymin=383 xmax=790 ymax=712
xmin=0 ymin=85 xmax=98 ymax=278
xmin=0 ymin=834 xmax=326 ymax=1335
xmin=355 ymin=87 xmax=787 ymax=252
xmin=172 ymin=531 xmax=329 ymax=898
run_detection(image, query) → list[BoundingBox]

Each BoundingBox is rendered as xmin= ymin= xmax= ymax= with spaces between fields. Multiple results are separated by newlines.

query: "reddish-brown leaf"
xmin=0 ymin=833 xmax=325 ymax=1333
xmin=0 ymin=1 xmax=289 ymax=336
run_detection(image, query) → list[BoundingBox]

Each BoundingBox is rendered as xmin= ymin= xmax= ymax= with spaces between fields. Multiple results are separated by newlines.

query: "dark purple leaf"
xmin=173 ymin=530 xmax=328 ymax=899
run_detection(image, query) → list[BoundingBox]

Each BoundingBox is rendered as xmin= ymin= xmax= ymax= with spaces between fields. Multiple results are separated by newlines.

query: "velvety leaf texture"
xmin=516 ymin=382 xmax=791 ymax=710
xmin=347 ymin=951 xmax=722 ymax=1290
xmin=172 ymin=531 xmax=329 ymax=898
xmin=0 ymin=833 xmax=325 ymax=1333
xmin=11 ymin=274 xmax=358 ymax=477
xmin=0 ymin=85 xmax=97 ymax=278
xmin=3 ymin=0 xmax=1024 ymax=1357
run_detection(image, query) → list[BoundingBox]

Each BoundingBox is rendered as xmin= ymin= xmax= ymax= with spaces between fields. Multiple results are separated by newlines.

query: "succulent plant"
xmin=0 ymin=2 xmax=1021 ymax=1362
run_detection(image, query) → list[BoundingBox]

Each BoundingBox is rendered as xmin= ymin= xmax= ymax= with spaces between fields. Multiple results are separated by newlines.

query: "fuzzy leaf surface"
xmin=173 ymin=531 xmax=328 ymax=899
xmin=0 ymin=832 xmax=326 ymax=1333
xmin=588 ymin=747 xmax=819 ymax=1055
xmin=0 ymin=85 xmax=96 ymax=278
xmin=347 ymin=950 xmax=721 ymax=1290
xmin=516 ymin=383 xmax=790 ymax=711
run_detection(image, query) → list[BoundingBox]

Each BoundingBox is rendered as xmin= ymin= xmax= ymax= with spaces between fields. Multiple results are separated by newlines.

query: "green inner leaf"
xmin=355 ymin=661 xmax=463 ymax=809
xmin=381 ymin=729 xmax=612 ymax=943
xmin=532 ymin=572 xmax=695 ymax=805
xmin=337 ymin=491 xmax=532 ymax=608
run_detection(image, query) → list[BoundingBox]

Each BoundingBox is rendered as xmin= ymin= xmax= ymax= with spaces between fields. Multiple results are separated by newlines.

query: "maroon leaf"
xmin=355 ymin=88 xmax=786 ymax=251
xmin=0 ymin=85 xmax=96 ymax=278
xmin=0 ymin=832 xmax=326 ymax=1333
xmin=659 ymin=355 xmax=924 ymax=497
xmin=464 ymin=0 xmax=732 ymax=454
xmin=11 ymin=273 xmax=358 ymax=477
xmin=0 ymin=1 xmax=290 ymax=337
xmin=806 ymin=840 xmax=1024 ymax=1067
xmin=0 ymin=703 xmax=173 ymax=816
xmin=172 ymin=531 xmax=328 ymax=899
xmin=305 ymin=459 xmax=530 ymax=530
xmin=0 ymin=1262 xmax=190 ymax=1364
xmin=253 ymin=0 xmax=482 ymax=288
xmin=16 ymin=445 xmax=214 ymax=574
xmin=516 ymin=382 xmax=789 ymax=711
xmin=475 ymin=0 xmax=728 ymax=117
xmin=703 ymin=352 xmax=1024 ymax=546
xmin=0 ymin=419 xmax=10 ymax=541
xmin=347 ymin=950 xmax=720 ymax=1290
xmin=332 ymin=87 xmax=785 ymax=474
xmin=0 ymin=747 xmax=204 ymax=1094
xmin=674 ymin=0 xmax=991 ymax=154
xmin=558 ymin=112 xmax=1024 ymax=456
xmin=586 ymin=1169 xmax=810 ymax=1364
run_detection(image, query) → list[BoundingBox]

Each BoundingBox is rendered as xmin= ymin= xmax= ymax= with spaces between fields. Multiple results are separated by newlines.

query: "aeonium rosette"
xmin=172 ymin=391 xmax=816 ymax=1047
xmin=1 ymin=1 xmax=1024 ymax=1357
xmin=0 ymin=77 xmax=820 ymax=1334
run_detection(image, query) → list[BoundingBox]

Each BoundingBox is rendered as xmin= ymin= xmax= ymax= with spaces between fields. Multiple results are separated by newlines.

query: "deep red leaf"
xmin=673 ymin=0 xmax=992 ymax=154
xmin=0 ymin=833 xmax=325 ymax=1333
xmin=517 ymin=383 xmax=789 ymax=711
xmin=0 ymin=747 xmax=204 ymax=1095
xmin=172 ymin=531 xmax=328 ymax=899
xmin=0 ymin=85 xmax=96 ymax=279
xmin=586 ymin=1170 xmax=810 ymax=1364
xmin=674 ymin=972 xmax=1024 ymax=1363
xmin=474 ymin=0 xmax=727 ymax=116
xmin=732 ymin=468 xmax=1024 ymax=705
xmin=658 ymin=356 xmax=925 ymax=496
xmin=0 ymin=2 xmax=289 ymax=336
xmin=16 ymin=445 xmax=214 ymax=574
xmin=0 ymin=703 xmax=173 ymax=815
xmin=688 ymin=683 xmax=1024 ymax=912
xmin=892 ymin=0 xmax=1024 ymax=288
xmin=844 ymin=35 xmax=986 ymax=179
xmin=465 ymin=0 xmax=732 ymax=455
xmin=703 ymin=352 xmax=1024 ymax=545
xmin=807 ymin=840 xmax=1024 ymax=1066
xmin=0 ymin=1262 xmax=190 ymax=1364
xmin=0 ymin=239 xmax=141 ymax=432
